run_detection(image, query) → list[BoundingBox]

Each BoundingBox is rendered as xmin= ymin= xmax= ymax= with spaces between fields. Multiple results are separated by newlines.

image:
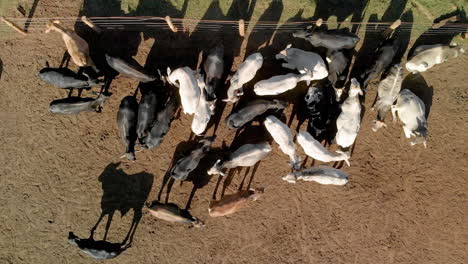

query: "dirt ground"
xmin=0 ymin=2 xmax=467 ymax=264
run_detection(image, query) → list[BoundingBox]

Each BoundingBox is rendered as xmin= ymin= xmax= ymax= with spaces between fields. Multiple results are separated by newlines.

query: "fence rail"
xmin=0 ymin=16 xmax=466 ymax=35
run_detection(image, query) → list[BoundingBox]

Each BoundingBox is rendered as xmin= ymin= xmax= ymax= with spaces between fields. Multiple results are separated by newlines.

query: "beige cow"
xmin=45 ymin=20 xmax=93 ymax=67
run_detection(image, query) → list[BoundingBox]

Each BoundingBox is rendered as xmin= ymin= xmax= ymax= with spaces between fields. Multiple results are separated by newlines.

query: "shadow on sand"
xmin=402 ymin=73 xmax=433 ymax=118
xmin=351 ymin=0 xmax=412 ymax=81
xmin=68 ymin=162 xmax=153 ymax=259
xmin=408 ymin=8 xmax=466 ymax=58
xmin=310 ymin=0 xmax=369 ymax=34
xmin=68 ymin=231 xmax=130 ymax=260
xmin=90 ymin=162 xmax=153 ymax=246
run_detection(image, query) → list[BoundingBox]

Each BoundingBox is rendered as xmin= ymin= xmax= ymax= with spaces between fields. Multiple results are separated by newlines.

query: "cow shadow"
xmin=351 ymin=0 xmax=411 ymax=81
xmin=23 ymin=0 xmax=40 ymax=31
xmin=224 ymin=0 xmax=257 ymax=58
xmin=310 ymin=0 xmax=367 ymax=24
xmin=67 ymin=231 xmax=129 ymax=260
xmin=204 ymin=0 xmax=256 ymax=136
xmin=174 ymin=0 xmax=257 ymax=137
xmin=408 ymin=7 xmax=466 ymax=58
xmin=134 ymin=0 xmax=191 ymax=72
xmin=157 ymin=139 xmax=195 ymax=203
xmin=402 ymin=73 xmax=433 ymax=118
xmin=246 ymin=0 xmax=283 ymax=55
xmin=211 ymin=125 xmax=271 ymax=199
xmin=288 ymin=0 xmax=370 ymax=98
xmin=394 ymin=10 xmax=413 ymax=62
xmin=184 ymin=145 xmax=223 ymax=209
xmin=287 ymin=0 xmax=369 ymax=57
xmin=156 ymin=137 xmax=221 ymax=209
xmin=309 ymin=0 xmax=369 ymax=33
xmin=0 ymin=58 xmax=3 ymax=80
xmin=184 ymin=0 xmax=257 ymax=135
xmin=269 ymin=9 xmax=313 ymax=52
xmin=76 ymin=0 xmax=144 ymax=94
xmin=90 ymin=162 xmax=153 ymax=247
xmin=77 ymin=0 xmax=192 ymax=83
xmin=77 ymin=0 xmax=138 ymax=56
xmin=189 ymin=0 xmax=230 ymax=46
xmin=211 ymin=0 xmax=308 ymax=136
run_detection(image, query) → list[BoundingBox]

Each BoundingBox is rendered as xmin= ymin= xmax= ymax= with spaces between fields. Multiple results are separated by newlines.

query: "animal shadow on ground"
xmin=246 ymin=0 xmax=283 ymax=55
xmin=270 ymin=9 xmax=309 ymax=51
xmin=67 ymin=231 xmax=129 ymax=260
xmin=78 ymin=1 xmax=143 ymax=60
xmin=0 ymin=58 xmax=3 ymax=80
xmin=188 ymin=0 xmax=257 ymax=135
xmin=134 ymin=0 xmax=192 ymax=71
xmin=401 ymin=73 xmax=433 ymax=118
xmin=157 ymin=139 xmax=195 ymax=203
xmin=211 ymin=125 xmax=272 ymax=199
xmin=77 ymin=0 xmax=144 ymax=95
xmin=309 ymin=0 xmax=369 ymax=34
xmin=351 ymin=0 xmax=411 ymax=82
xmin=346 ymin=0 xmax=411 ymax=149
xmin=285 ymin=80 xmax=315 ymax=131
xmin=291 ymin=0 xmax=370 ymax=98
xmin=238 ymin=0 xmax=285 ymax=99
xmin=182 ymin=0 xmax=257 ymax=136
xmin=156 ymin=138 xmax=221 ymax=209
xmin=262 ymin=9 xmax=319 ymax=97
xmin=90 ymin=162 xmax=153 ymax=247
xmin=184 ymin=146 xmax=223 ymax=209
xmin=131 ymin=1 xmax=228 ymax=138
xmin=23 ymin=0 xmax=40 ymax=31
xmin=407 ymin=7 xmax=467 ymax=58
xmin=286 ymin=0 xmax=369 ymax=60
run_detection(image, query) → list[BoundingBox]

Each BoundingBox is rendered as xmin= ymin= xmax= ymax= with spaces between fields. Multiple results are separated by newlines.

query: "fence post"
xmin=165 ymin=16 xmax=178 ymax=33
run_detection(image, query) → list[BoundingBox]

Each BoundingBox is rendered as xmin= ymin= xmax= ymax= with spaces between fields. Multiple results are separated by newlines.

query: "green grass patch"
xmin=0 ymin=0 xmax=37 ymax=17
xmin=0 ymin=0 xmax=465 ymax=44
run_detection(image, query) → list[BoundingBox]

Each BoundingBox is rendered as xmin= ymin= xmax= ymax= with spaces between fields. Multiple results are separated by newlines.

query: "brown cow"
xmin=209 ymin=188 xmax=264 ymax=217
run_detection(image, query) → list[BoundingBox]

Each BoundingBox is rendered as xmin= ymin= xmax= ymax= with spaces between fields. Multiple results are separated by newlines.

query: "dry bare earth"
xmin=0 ymin=10 xmax=467 ymax=264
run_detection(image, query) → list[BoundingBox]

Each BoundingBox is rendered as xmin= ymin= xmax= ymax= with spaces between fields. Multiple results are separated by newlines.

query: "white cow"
xmin=391 ymin=89 xmax=428 ymax=147
xmin=406 ymin=44 xmax=465 ymax=73
xmin=297 ymin=130 xmax=350 ymax=166
xmin=208 ymin=142 xmax=272 ymax=176
xmin=191 ymin=75 xmax=215 ymax=135
xmin=335 ymin=78 xmax=363 ymax=149
xmin=264 ymin=115 xmax=301 ymax=170
xmin=225 ymin=53 xmax=263 ymax=103
xmin=282 ymin=165 xmax=349 ymax=185
xmin=372 ymin=64 xmax=403 ymax=131
xmin=167 ymin=67 xmax=200 ymax=114
xmin=254 ymin=73 xmax=313 ymax=96
xmin=275 ymin=44 xmax=328 ymax=80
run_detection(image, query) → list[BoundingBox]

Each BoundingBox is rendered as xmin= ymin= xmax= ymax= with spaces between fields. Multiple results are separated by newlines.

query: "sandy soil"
xmin=0 ymin=4 xmax=467 ymax=264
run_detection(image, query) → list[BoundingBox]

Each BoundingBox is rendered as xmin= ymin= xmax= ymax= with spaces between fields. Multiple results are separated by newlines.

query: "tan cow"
xmin=45 ymin=20 xmax=93 ymax=67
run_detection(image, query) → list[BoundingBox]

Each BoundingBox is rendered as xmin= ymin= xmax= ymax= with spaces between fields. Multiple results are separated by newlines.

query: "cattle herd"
xmin=35 ymin=17 xmax=465 ymax=259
